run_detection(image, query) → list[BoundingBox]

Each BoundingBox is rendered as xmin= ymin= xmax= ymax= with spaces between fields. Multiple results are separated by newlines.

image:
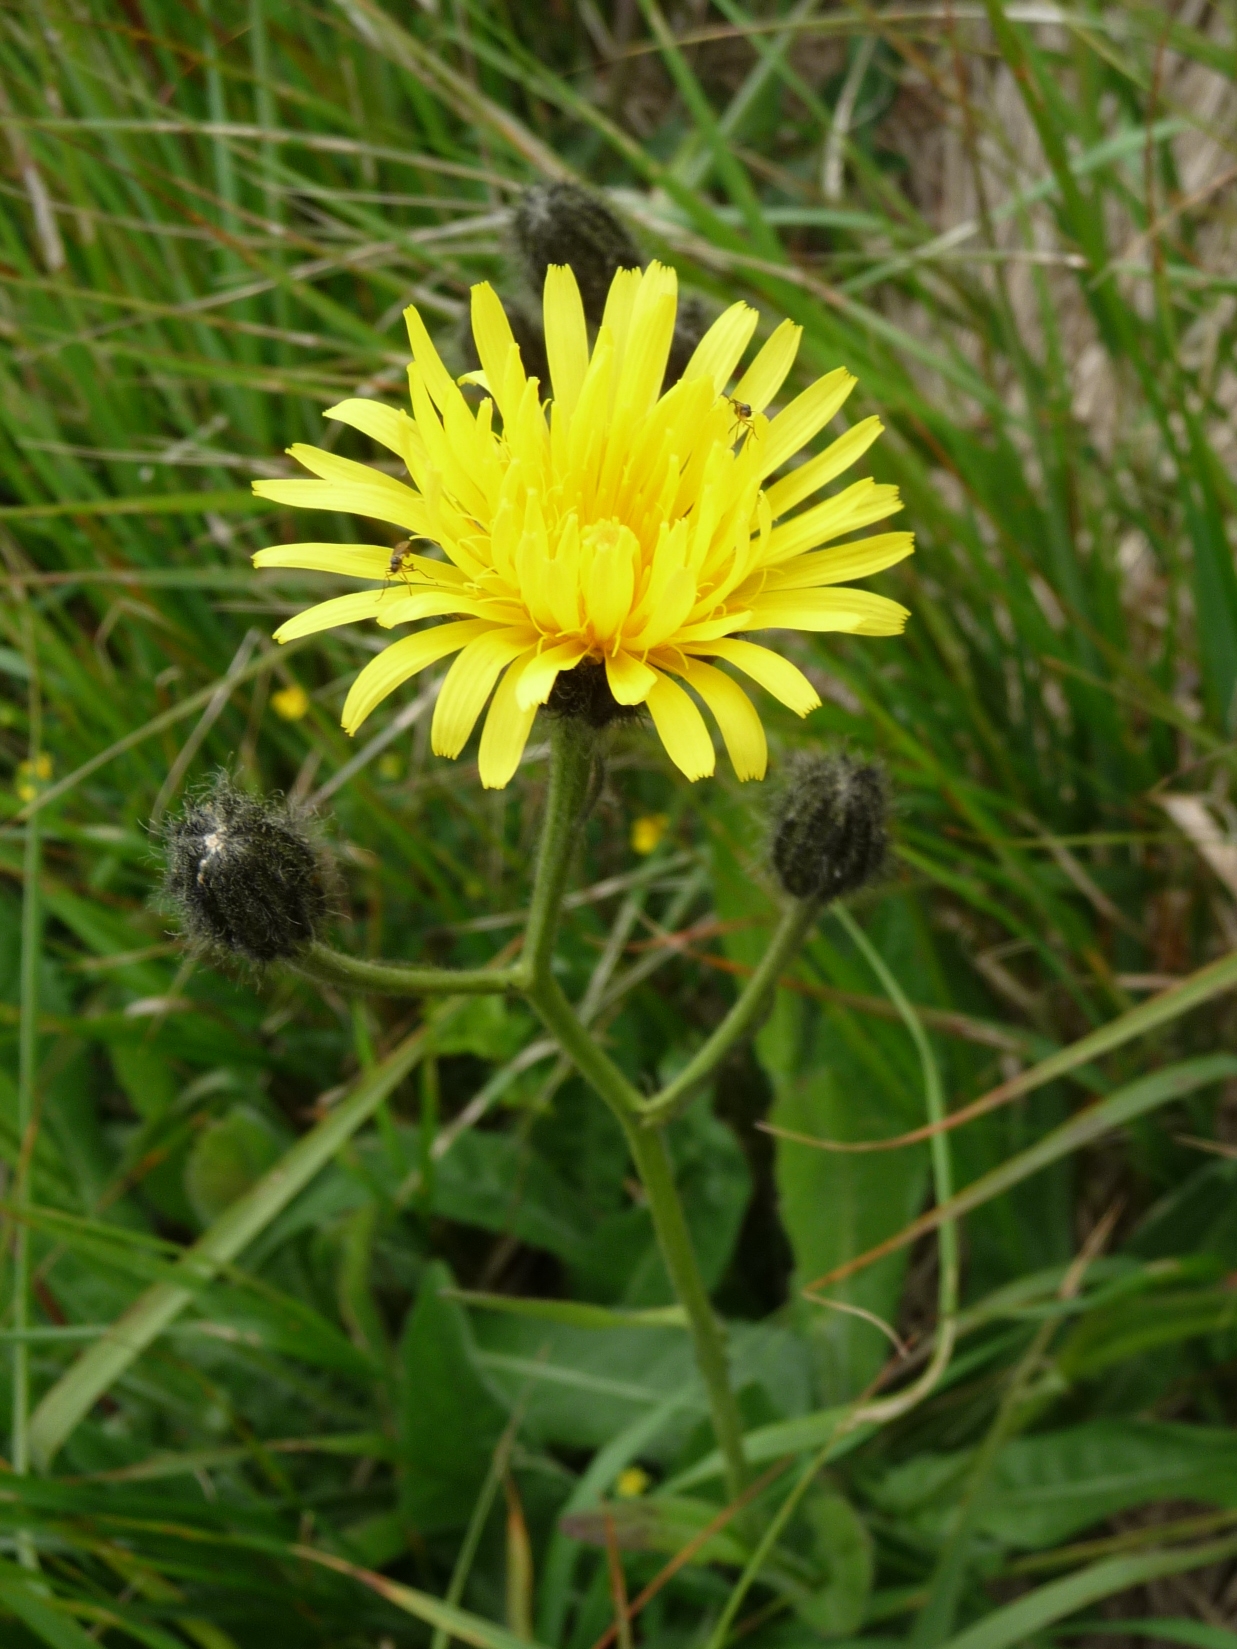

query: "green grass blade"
xmin=940 ymin=1534 xmax=1237 ymax=1649
xmin=29 ymin=1014 xmax=448 ymax=1468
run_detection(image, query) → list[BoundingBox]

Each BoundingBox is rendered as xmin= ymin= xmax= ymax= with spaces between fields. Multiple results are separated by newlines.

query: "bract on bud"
xmin=511 ymin=181 xmax=642 ymax=324
xmin=546 ymin=658 xmax=639 ymax=728
xmin=162 ymin=777 xmax=329 ymax=963
xmin=771 ymin=753 xmax=888 ymax=902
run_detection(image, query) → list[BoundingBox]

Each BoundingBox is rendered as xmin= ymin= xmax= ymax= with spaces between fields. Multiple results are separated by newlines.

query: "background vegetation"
xmin=2 ymin=1 xmax=1237 ymax=1646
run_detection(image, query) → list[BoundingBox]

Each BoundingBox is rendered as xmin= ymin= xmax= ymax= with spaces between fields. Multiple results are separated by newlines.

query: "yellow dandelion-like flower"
xmin=252 ymin=262 xmax=912 ymax=790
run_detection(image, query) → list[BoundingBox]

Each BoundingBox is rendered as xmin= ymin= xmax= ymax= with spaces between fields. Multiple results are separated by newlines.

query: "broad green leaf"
xmin=794 ymin=1487 xmax=874 ymax=1638
xmin=397 ymin=1261 xmax=510 ymax=1534
xmin=432 ymin=1130 xmax=591 ymax=1259
xmin=184 ymin=1104 xmax=287 ymax=1225
xmin=869 ymin=1420 xmax=1237 ymax=1552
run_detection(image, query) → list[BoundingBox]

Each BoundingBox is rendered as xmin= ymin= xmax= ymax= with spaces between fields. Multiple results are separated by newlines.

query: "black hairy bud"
xmin=162 ymin=777 xmax=329 ymax=963
xmin=511 ymin=181 xmax=642 ymax=325
xmin=771 ymin=753 xmax=888 ymax=902
xmin=546 ymin=660 xmax=640 ymax=729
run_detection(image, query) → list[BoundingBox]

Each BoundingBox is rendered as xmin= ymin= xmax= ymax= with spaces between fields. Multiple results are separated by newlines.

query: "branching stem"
xmin=294 ymin=944 xmax=521 ymax=997
xmin=638 ymin=895 xmax=820 ymax=1126
xmin=290 ymin=717 xmax=826 ymax=1511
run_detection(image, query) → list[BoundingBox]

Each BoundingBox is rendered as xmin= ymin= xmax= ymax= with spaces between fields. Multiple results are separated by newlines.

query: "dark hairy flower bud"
xmin=546 ymin=659 xmax=638 ymax=728
xmin=162 ymin=777 xmax=329 ymax=963
xmin=511 ymin=181 xmax=642 ymax=325
xmin=771 ymin=753 xmax=889 ymax=902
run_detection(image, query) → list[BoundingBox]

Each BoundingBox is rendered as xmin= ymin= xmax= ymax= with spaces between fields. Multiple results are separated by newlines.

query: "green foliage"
xmin=1 ymin=0 xmax=1236 ymax=1646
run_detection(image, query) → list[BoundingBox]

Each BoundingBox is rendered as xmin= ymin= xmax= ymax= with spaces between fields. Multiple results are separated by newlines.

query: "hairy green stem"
xmin=519 ymin=719 xmax=749 ymax=1504
xmin=638 ymin=896 xmax=821 ymax=1126
xmin=522 ymin=716 xmax=597 ymax=983
xmin=625 ymin=1126 xmax=749 ymax=1503
xmin=293 ymin=943 xmax=521 ymax=997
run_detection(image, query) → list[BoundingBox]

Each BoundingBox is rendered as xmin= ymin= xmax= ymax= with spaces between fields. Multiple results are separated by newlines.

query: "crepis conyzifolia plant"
xmin=157 ymin=180 xmax=908 ymax=1510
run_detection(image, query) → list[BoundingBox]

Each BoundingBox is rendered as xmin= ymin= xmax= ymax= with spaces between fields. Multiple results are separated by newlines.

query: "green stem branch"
xmin=293 ymin=943 xmax=521 ymax=997
xmin=638 ymin=896 xmax=820 ymax=1126
xmin=625 ymin=1126 xmax=749 ymax=1503
xmin=518 ymin=718 xmax=749 ymax=1503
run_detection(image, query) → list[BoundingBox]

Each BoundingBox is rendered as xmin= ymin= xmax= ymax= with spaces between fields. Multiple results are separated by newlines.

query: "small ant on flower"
xmin=727 ymin=397 xmax=756 ymax=441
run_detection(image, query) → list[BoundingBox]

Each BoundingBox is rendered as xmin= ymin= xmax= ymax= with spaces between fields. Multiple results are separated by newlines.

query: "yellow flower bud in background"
xmin=16 ymin=752 xmax=53 ymax=803
xmin=271 ymin=683 xmax=311 ymax=722
xmin=631 ymin=813 xmax=669 ymax=856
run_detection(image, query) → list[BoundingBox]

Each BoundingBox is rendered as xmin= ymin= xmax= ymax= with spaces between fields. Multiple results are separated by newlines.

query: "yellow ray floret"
xmin=252 ymin=261 xmax=913 ymax=789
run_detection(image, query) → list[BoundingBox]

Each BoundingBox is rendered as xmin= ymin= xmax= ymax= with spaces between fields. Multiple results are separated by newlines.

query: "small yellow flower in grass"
xmin=271 ymin=683 xmax=311 ymax=721
xmin=16 ymin=753 xmax=52 ymax=804
xmin=631 ymin=812 xmax=669 ymax=856
xmin=252 ymin=263 xmax=912 ymax=790
xmin=615 ymin=1466 xmax=651 ymax=1498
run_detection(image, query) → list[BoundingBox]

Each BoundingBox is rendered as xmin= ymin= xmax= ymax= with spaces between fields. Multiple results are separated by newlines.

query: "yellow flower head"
xmin=252 ymin=263 xmax=912 ymax=789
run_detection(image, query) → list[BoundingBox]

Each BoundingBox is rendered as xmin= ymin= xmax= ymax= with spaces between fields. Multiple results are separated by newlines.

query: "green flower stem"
xmin=293 ymin=943 xmax=522 ymax=997
xmin=637 ymin=895 xmax=821 ymax=1127
xmin=529 ymin=971 xmax=643 ymax=1116
xmin=625 ymin=1124 xmax=749 ymax=1503
xmin=530 ymin=970 xmax=749 ymax=1502
xmin=519 ymin=718 xmax=749 ymax=1504
xmin=522 ymin=715 xmax=598 ymax=985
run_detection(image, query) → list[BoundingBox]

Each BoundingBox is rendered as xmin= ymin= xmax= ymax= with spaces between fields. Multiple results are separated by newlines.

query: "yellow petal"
xmin=765 ymin=480 xmax=903 ymax=565
xmin=584 ymin=526 xmax=637 ymax=644
xmin=470 ymin=283 xmax=524 ymax=421
xmin=324 ymin=399 xmax=419 ymax=469
xmin=681 ymin=301 xmax=759 ymax=395
xmin=431 ymin=626 xmax=537 ymax=759
xmin=516 ymin=641 xmax=589 ymax=710
xmin=404 ymin=303 xmax=464 ymax=413
xmin=760 ymin=532 xmax=915 ymax=591
xmin=695 ymin=638 xmax=820 ymax=717
xmin=478 ymin=654 xmax=540 ymax=790
xmin=605 ymin=650 xmax=658 ymax=705
xmin=627 ymin=558 xmax=695 ymax=651
xmin=676 ymin=658 xmax=767 ymax=781
xmin=733 ymin=319 xmax=801 ymax=414
xmin=341 ymin=619 xmax=490 ymax=734
xmin=600 ymin=266 xmax=642 ymax=362
xmin=744 ymin=587 xmax=910 ymax=634
xmin=254 ymin=543 xmax=393 ymax=578
xmin=376 ymin=589 xmax=480 ymax=628
xmin=615 ymin=262 xmax=677 ymax=416
xmin=645 ymin=671 xmax=715 ymax=781
xmin=252 ymin=477 xmax=428 ymax=535
xmin=543 ymin=264 xmax=590 ymax=420
xmin=764 ymin=416 xmax=885 ymax=519
xmin=674 ymin=613 xmax=751 ymax=643
xmin=759 ymin=368 xmax=856 ymax=478
xmin=272 ymin=591 xmax=390 ymax=643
